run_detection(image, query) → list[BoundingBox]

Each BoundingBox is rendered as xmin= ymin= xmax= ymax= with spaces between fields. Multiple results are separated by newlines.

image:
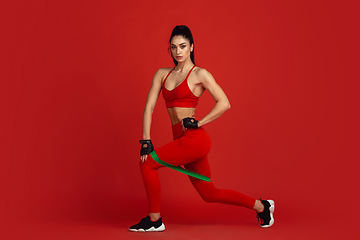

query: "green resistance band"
xmin=150 ymin=151 xmax=211 ymax=182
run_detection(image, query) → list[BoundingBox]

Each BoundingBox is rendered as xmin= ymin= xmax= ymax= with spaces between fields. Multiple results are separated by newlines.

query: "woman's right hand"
xmin=139 ymin=140 xmax=154 ymax=163
xmin=140 ymin=68 xmax=165 ymax=163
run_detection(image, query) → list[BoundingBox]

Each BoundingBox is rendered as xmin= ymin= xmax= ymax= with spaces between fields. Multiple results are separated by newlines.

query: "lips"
xmin=176 ymin=56 xmax=183 ymax=59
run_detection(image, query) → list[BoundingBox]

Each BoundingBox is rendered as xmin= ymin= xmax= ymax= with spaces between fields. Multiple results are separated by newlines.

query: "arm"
xmin=141 ymin=69 xmax=164 ymax=162
xmin=197 ymin=69 xmax=231 ymax=127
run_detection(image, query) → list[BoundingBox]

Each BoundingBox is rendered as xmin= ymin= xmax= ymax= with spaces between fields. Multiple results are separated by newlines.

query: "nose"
xmin=176 ymin=47 xmax=181 ymax=54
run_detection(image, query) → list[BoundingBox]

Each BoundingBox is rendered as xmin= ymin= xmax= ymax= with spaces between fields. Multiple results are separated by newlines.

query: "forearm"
xmin=198 ymin=100 xmax=230 ymax=127
xmin=142 ymin=108 xmax=153 ymax=140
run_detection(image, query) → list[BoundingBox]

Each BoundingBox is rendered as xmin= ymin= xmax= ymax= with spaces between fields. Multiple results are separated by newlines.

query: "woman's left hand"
xmin=182 ymin=117 xmax=199 ymax=132
xmin=181 ymin=120 xmax=187 ymax=132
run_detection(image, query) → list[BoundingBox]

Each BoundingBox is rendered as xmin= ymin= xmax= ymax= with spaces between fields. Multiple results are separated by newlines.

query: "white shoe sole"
xmin=129 ymin=223 xmax=165 ymax=232
xmin=261 ymin=200 xmax=275 ymax=228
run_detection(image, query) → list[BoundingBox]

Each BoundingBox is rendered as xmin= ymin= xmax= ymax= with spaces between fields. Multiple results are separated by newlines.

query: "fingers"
xmin=140 ymin=154 xmax=148 ymax=163
xmin=182 ymin=125 xmax=187 ymax=132
xmin=181 ymin=120 xmax=187 ymax=132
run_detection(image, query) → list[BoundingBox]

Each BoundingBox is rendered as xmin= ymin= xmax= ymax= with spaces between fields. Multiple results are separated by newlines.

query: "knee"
xmin=200 ymin=194 xmax=215 ymax=203
xmin=197 ymin=188 xmax=219 ymax=203
xmin=191 ymin=180 xmax=219 ymax=203
xmin=199 ymin=192 xmax=218 ymax=203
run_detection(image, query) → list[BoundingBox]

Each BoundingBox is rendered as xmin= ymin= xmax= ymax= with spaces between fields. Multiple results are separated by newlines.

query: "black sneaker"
xmin=256 ymin=199 xmax=275 ymax=228
xmin=129 ymin=216 xmax=165 ymax=232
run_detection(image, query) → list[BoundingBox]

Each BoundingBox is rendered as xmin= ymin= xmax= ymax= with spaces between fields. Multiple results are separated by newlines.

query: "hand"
xmin=139 ymin=140 xmax=154 ymax=163
xmin=182 ymin=117 xmax=199 ymax=130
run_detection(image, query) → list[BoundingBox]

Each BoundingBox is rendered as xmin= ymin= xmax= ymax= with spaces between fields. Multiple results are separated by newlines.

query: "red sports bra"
xmin=162 ymin=65 xmax=199 ymax=108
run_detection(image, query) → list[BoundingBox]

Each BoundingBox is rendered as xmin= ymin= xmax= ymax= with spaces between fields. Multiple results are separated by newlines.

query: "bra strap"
xmin=185 ymin=65 xmax=196 ymax=81
xmin=162 ymin=67 xmax=176 ymax=87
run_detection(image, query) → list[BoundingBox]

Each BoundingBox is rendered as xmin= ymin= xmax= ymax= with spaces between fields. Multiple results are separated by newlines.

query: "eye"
xmin=180 ymin=45 xmax=186 ymax=49
xmin=171 ymin=46 xmax=176 ymax=50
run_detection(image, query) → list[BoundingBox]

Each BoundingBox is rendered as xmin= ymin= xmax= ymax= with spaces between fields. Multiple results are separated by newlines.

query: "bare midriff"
xmin=167 ymin=107 xmax=196 ymax=125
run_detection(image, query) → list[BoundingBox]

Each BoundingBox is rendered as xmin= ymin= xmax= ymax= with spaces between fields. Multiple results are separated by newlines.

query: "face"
xmin=170 ymin=35 xmax=193 ymax=63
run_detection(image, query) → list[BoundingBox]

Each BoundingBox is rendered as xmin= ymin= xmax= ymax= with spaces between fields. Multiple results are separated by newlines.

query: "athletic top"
xmin=162 ymin=65 xmax=199 ymax=108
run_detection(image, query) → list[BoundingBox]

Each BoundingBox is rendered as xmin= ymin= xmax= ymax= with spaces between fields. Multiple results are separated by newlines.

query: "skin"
xmin=141 ymin=35 xmax=264 ymax=221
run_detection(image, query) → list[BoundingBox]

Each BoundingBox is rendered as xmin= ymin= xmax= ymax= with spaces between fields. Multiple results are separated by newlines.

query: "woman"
xmin=129 ymin=25 xmax=275 ymax=232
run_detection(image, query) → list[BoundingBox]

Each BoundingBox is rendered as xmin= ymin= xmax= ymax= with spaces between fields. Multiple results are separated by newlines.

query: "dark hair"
xmin=169 ymin=25 xmax=195 ymax=65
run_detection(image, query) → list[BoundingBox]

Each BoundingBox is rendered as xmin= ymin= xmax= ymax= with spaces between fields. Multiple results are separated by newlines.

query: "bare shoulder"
xmin=193 ymin=67 xmax=215 ymax=82
xmin=152 ymin=67 xmax=174 ymax=84
xmin=154 ymin=67 xmax=173 ymax=79
xmin=156 ymin=67 xmax=174 ymax=76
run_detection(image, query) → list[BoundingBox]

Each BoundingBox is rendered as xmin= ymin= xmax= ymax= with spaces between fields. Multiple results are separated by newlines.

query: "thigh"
xmin=184 ymin=156 xmax=217 ymax=198
xmin=155 ymin=128 xmax=211 ymax=166
xmin=184 ymin=155 xmax=211 ymax=178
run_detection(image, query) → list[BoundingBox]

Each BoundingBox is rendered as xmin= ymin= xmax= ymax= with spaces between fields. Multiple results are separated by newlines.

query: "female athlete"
xmin=129 ymin=25 xmax=275 ymax=232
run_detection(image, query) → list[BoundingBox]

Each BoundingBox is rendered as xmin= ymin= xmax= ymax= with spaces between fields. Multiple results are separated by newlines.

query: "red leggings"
xmin=140 ymin=122 xmax=256 ymax=213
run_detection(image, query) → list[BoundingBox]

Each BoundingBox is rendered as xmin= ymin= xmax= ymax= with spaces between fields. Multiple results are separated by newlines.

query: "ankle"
xmin=254 ymin=200 xmax=264 ymax=212
xmin=149 ymin=213 xmax=160 ymax=221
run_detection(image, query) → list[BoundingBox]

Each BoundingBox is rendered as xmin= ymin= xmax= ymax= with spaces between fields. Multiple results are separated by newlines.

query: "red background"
xmin=1 ymin=0 xmax=359 ymax=239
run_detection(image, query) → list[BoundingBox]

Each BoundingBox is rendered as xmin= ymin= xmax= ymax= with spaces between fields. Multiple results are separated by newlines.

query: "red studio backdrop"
xmin=1 ymin=0 xmax=359 ymax=239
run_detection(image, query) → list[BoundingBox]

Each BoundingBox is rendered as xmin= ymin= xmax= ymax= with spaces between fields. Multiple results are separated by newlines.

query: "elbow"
xmin=218 ymin=100 xmax=230 ymax=112
xmin=225 ymin=101 xmax=231 ymax=111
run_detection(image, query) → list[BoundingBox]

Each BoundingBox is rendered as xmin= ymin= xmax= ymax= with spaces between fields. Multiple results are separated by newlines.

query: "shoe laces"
xmin=256 ymin=213 xmax=264 ymax=225
xmin=256 ymin=198 xmax=265 ymax=224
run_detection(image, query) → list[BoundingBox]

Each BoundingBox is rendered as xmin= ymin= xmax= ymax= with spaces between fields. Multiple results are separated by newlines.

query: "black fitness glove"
xmin=139 ymin=140 xmax=154 ymax=156
xmin=182 ymin=117 xmax=199 ymax=129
